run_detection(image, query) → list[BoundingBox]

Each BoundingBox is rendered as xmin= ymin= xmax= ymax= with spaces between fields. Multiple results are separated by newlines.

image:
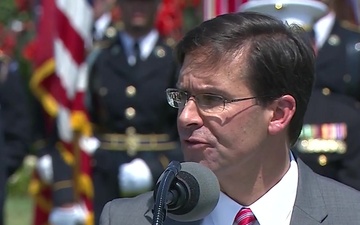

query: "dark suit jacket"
xmin=88 ymin=31 xmax=182 ymax=178
xmin=100 ymin=158 xmax=360 ymax=225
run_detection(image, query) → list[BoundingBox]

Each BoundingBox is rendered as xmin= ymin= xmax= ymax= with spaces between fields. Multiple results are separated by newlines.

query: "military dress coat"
xmin=293 ymin=19 xmax=360 ymax=190
xmin=0 ymin=59 xmax=31 ymax=225
xmin=88 ymin=30 xmax=183 ymax=224
xmin=314 ymin=19 xmax=360 ymax=99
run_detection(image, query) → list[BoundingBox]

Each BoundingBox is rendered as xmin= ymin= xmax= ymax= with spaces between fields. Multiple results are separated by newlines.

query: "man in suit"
xmin=99 ymin=10 xmax=360 ymax=225
xmin=239 ymin=0 xmax=360 ymax=191
xmin=0 ymin=53 xmax=31 ymax=225
xmin=87 ymin=0 xmax=183 ymax=224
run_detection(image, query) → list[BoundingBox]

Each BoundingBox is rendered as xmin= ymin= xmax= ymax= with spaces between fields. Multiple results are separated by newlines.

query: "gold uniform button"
xmin=155 ymin=46 xmax=166 ymax=58
xmin=165 ymin=38 xmax=176 ymax=48
xmin=125 ymin=107 xmax=136 ymax=120
xmin=322 ymin=88 xmax=331 ymax=96
xmin=355 ymin=101 xmax=360 ymax=109
xmin=328 ymin=34 xmax=340 ymax=46
xmin=105 ymin=26 xmax=117 ymax=38
xmin=318 ymin=154 xmax=328 ymax=166
xmin=99 ymin=87 xmax=108 ymax=96
xmin=355 ymin=42 xmax=360 ymax=51
xmin=126 ymin=126 xmax=136 ymax=135
xmin=343 ymin=74 xmax=351 ymax=83
xmin=126 ymin=85 xmax=136 ymax=97
xmin=275 ymin=3 xmax=283 ymax=10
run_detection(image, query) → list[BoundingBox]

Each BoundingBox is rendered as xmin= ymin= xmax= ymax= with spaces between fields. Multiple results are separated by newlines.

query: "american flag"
xmin=29 ymin=0 xmax=94 ymax=224
xmin=203 ymin=0 xmax=248 ymax=21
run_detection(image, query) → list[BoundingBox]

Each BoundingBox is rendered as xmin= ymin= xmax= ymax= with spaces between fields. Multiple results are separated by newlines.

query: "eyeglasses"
xmin=165 ymin=88 xmax=259 ymax=113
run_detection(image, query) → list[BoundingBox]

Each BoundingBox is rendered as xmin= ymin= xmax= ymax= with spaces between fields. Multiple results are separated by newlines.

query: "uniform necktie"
xmin=133 ymin=41 xmax=141 ymax=64
xmin=233 ymin=207 xmax=257 ymax=225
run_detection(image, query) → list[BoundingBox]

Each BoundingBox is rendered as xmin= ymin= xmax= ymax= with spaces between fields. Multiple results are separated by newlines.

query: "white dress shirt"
xmin=201 ymin=152 xmax=298 ymax=225
xmin=119 ymin=29 xmax=159 ymax=66
xmin=314 ymin=11 xmax=335 ymax=49
xmin=93 ymin=12 xmax=112 ymax=41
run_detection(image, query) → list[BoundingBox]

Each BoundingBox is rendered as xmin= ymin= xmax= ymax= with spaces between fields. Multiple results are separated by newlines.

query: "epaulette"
xmin=164 ymin=37 xmax=177 ymax=49
xmin=92 ymin=37 xmax=115 ymax=51
xmin=340 ymin=20 xmax=360 ymax=33
xmin=92 ymin=22 xmax=124 ymax=51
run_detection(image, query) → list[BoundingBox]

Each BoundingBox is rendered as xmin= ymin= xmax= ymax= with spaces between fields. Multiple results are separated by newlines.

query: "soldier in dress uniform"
xmin=312 ymin=0 xmax=360 ymax=100
xmin=294 ymin=89 xmax=360 ymax=190
xmin=239 ymin=0 xmax=360 ymax=190
xmin=294 ymin=0 xmax=360 ymax=190
xmin=86 ymin=0 xmax=183 ymax=224
xmin=0 ymin=51 xmax=31 ymax=225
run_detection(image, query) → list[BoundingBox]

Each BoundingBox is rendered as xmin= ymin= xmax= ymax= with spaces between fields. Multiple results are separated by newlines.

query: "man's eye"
xmin=199 ymin=95 xmax=223 ymax=106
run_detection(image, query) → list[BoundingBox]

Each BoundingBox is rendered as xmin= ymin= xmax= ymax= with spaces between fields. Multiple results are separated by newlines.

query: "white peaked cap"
xmin=238 ymin=0 xmax=328 ymax=29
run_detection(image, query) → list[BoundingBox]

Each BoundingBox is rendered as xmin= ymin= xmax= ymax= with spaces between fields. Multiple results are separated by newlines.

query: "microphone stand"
xmin=152 ymin=161 xmax=181 ymax=225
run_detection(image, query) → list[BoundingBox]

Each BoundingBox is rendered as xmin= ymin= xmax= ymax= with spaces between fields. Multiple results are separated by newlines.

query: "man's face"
xmin=93 ymin=0 xmax=115 ymax=19
xmin=119 ymin=0 xmax=159 ymax=30
xmin=176 ymin=51 xmax=274 ymax=178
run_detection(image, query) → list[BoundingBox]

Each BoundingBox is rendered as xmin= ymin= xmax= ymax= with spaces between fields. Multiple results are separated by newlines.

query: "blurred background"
xmin=1 ymin=1 xmax=203 ymax=224
xmin=0 ymin=0 xmax=359 ymax=225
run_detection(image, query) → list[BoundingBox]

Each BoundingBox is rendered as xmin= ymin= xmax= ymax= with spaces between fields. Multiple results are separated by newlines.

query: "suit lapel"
xmin=290 ymin=158 xmax=328 ymax=225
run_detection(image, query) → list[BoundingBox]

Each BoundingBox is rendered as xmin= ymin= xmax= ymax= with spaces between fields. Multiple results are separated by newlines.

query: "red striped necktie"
xmin=233 ymin=207 xmax=257 ymax=225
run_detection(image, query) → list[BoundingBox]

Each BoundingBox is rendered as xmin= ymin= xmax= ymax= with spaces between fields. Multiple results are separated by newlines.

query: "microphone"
xmin=152 ymin=161 xmax=220 ymax=224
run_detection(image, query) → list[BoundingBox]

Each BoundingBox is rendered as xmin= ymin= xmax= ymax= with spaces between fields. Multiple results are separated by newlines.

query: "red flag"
xmin=28 ymin=0 xmax=94 ymax=224
xmin=203 ymin=0 xmax=247 ymax=21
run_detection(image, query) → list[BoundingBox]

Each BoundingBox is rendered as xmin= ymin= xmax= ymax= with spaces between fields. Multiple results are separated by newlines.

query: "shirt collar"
xmin=314 ymin=11 xmax=336 ymax=49
xmin=250 ymin=153 xmax=298 ymax=224
xmin=202 ymin=152 xmax=298 ymax=225
xmin=119 ymin=29 xmax=159 ymax=60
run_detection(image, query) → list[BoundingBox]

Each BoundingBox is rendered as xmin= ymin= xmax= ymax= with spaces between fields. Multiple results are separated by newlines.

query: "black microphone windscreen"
xmin=167 ymin=162 xmax=220 ymax=222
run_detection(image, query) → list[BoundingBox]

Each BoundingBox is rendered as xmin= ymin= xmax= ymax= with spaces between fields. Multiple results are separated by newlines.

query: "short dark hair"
xmin=175 ymin=12 xmax=315 ymax=146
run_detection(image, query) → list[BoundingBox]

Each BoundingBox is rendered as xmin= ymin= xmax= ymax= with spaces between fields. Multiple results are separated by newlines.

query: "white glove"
xmin=79 ymin=136 xmax=100 ymax=156
xmin=118 ymin=158 xmax=153 ymax=196
xmin=36 ymin=154 xmax=53 ymax=184
xmin=49 ymin=204 xmax=87 ymax=225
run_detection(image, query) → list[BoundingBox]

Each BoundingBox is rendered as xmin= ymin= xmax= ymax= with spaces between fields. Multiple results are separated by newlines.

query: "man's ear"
xmin=268 ymin=95 xmax=296 ymax=135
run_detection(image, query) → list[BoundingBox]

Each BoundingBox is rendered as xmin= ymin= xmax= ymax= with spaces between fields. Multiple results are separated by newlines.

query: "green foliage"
xmin=5 ymin=195 xmax=33 ymax=225
xmin=0 ymin=0 xmax=17 ymax=25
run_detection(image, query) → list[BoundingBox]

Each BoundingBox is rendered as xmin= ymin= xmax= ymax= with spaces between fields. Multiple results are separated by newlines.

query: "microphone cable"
xmin=152 ymin=161 xmax=181 ymax=225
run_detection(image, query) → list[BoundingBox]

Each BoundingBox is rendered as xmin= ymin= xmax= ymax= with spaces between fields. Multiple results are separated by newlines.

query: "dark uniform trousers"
xmin=88 ymin=32 xmax=183 ymax=225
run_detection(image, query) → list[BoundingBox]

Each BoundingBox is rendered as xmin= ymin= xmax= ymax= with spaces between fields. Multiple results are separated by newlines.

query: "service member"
xmin=86 ymin=0 xmax=183 ymax=224
xmin=0 ymin=52 xmax=31 ymax=225
xmin=294 ymin=0 xmax=360 ymax=190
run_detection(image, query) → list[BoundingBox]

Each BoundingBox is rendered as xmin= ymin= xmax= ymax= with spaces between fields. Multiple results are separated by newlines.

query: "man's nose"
xmin=178 ymin=99 xmax=203 ymax=127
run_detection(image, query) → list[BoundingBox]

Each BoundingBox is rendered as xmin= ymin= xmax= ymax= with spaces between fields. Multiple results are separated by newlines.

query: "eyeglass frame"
xmin=165 ymin=88 xmax=263 ymax=113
